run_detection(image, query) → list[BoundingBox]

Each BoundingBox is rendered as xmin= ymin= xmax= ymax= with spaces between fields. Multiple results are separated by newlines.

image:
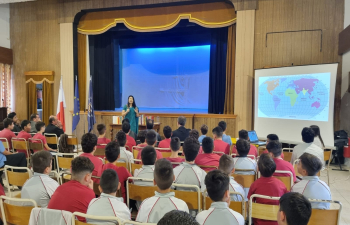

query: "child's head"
xmin=3 ymin=118 xmax=14 ymax=130
xmin=71 ymin=156 xmax=94 ymax=185
xmin=170 ymin=137 xmax=181 ymax=152
xmin=99 ymin=169 xmax=120 ymax=195
xmin=212 ymin=126 xmax=223 ymax=139
xmin=122 ymin=122 xmax=131 ymax=134
xmin=258 ymin=153 xmax=276 ymax=177
xmin=35 ymin=121 xmax=45 ymax=133
xmin=21 ymin=120 xmax=31 ymax=132
xmin=116 ymin=130 xmax=126 ymax=147
xmin=137 ymin=130 xmax=147 ymax=144
xmin=163 ymin=126 xmax=172 ymax=139
xmin=301 ymin=127 xmax=315 ymax=143
xmin=236 ymin=139 xmax=250 ymax=157
xmin=266 ymin=134 xmax=279 ymax=145
xmin=297 ymin=153 xmax=322 ymax=176
xmin=218 ymin=121 xmax=227 ymax=132
xmin=158 ymin=210 xmax=199 ymax=225
xmin=202 ymin=137 xmax=214 ymax=154
xmin=200 ymin=124 xmax=208 ymax=135
xmin=154 ymin=158 xmax=174 ymax=190
xmin=238 ymin=129 xmax=249 ymax=140
xmin=141 ymin=146 xmax=157 ymax=165
xmin=105 ymin=141 xmax=120 ymax=163
xmin=32 ymin=150 xmax=52 ymax=174
xmin=189 ymin=129 xmax=199 ymax=140
xmin=146 ymin=130 xmax=157 ymax=146
xmin=81 ymin=133 xmax=98 ymax=153
xmin=266 ymin=140 xmax=282 ymax=157
xmin=205 ymin=170 xmax=230 ymax=202
xmin=97 ymin=124 xmax=106 ymax=135
xmin=218 ymin=154 xmax=235 ymax=175
xmin=278 ymin=192 xmax=312 ymax=225
xmin=183 ymin=137 xmax=200 ymax=162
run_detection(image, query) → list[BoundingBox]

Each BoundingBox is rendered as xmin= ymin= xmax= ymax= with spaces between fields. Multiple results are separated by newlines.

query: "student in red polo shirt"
xmin=0 ymin=118 xmax=16 ymax=150
xmin=166 ymin=137 xmax=184 ymax=168
xmin=16 ymin=120 xmax=32 ymax=140
xmin=262 ymin=134 xmax=284 ymax=159
xmin=266 ymin=140 xmax=296 ymax=182
xmin=122 ymin=122 xmax=136 ymax=152
xmin=97 ymin=124 xmax=111 ymax=145
xmin=195 ymin=137 xmax=220 ymax=172
xmin=32 ymin=122 xmax=57 ymax=152
xmin=248 ymin=153 xmax=288 ymax=225
xmin=98 ymin=141 xmax=131 ymax=202
xmin=232 ymin=130 xmax=258 ymax=157
xmin=158 ymin=126 xmax=172 ymax=149
xmin=212 ymin=126 xmax=230 ymax=155
xmin=137 ymin=130 xmax=147 ymax=147
xmin=48 ymin=157 xmax=95 ymax=222
xmin=79 ymin=133 xmax=103 ymax=183
xmin=137 ymin=130 xmax=163 ymax=160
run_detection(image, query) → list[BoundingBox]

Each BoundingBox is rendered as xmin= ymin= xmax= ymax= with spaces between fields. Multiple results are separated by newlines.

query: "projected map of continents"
xmin=258 ymin=74 xmax=330 ymax=122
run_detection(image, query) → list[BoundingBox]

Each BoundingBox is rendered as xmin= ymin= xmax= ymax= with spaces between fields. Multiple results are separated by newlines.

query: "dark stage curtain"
xmin=89 ymin=33 xmax=116 ymax=110
xmin=208 ymin=28 xmax=228 ymax=114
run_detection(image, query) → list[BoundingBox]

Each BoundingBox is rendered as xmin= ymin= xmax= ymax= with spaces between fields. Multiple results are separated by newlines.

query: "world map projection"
xmin=258 ymin=73 xmax=330 ymax=121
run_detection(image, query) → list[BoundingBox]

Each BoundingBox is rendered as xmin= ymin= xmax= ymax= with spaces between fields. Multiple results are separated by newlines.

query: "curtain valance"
xmin=25 ymin=71 xmax=54 ymax=83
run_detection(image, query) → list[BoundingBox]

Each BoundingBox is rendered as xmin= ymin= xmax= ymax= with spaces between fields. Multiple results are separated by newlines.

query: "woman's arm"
xmin=122 ymin=109 xmax=129 ymax=117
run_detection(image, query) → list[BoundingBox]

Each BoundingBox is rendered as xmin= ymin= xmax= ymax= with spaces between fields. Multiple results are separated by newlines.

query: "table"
xmin=110 ymin=123 xmax=161 ymax=140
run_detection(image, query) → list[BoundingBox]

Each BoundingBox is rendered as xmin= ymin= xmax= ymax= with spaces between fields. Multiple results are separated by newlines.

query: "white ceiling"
xmin=0 ymin=0 xmax=36 ymax=4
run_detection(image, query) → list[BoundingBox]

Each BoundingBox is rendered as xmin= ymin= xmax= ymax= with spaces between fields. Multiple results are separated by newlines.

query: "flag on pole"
xmin=72 ymin=76 xmax=80 ymax=132
xmin=56 ymin=76 xmax=66 ymax=132
xmin=87 ymin=77 xmax=96 ymax=132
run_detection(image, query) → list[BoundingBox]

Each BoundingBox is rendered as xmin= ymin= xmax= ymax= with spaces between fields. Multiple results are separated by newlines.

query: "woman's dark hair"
xmin=127 ymin=95 xmax=136 ymax=108
xmin=310 ymin=125 xmax=325 ymax=147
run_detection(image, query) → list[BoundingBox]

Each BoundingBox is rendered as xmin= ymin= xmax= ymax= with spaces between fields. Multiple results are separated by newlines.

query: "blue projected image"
xmin=121 ymin=45 xmax=210 ymax=110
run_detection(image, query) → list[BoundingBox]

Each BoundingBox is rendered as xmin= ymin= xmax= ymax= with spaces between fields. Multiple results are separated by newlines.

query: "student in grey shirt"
xmin=30 ymin=113 xmax=40 ymax=133
xmin=21 ymin=151 xmax=59 ymax=207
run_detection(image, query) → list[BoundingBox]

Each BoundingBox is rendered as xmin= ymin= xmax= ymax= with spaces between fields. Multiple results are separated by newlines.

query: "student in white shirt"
xmin=115 ymin=130 xmax=133 ymax=163
xmin=233 ymin=139 xmax=257 ymax=175
xmin=158 ymin=210 xmax=200 ymax=225
xmin=290 ymin=127 xmax=324 ymax=166
xmin=136 ymin=159 xmax=189 ymax=223
xmin=218 ymin=154 xmax=245 ymax=201
xmin=21 ymin=150 xmax=59 ymax=207
xmin=87 ymin=169 xmax=130 ymax=225
xmin=278 ymin=192 xmax=312 ymax=225
xmin=173 ymin=137 xmax=207 ymax=192
xmin=196 ymin=170 xmax=244 ymax=225
xmin=291 ymin=153 xmax=331 ymax=209
xmin=310 ymin=125 xmax=325 ymax=149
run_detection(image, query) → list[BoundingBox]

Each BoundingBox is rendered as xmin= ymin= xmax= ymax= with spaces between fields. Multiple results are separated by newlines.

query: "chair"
xmin=126 ymin=177 xmax=158 ymax=208
xmin=29 ymin=207 xmax=73 ymax=225
xmin=0 ymin=138 xmax=10 ymax=151
xmin=232 ymin=169 xmax=256 ymax=188
xmin=258 ymin=146 xmax=266 ymax=156
xmin=160 ymin=151 xmax=172 ymax=158
xmin=56 ymin=153 xmax=77 ymax=184
xmin=12 ymin=138 xmax=30 ymax=165
xmin=197 ymin=165 xmax=218 ymax=172
xmin=129 ymin=159 xmax=142 ymax=175
xmin=155 ymin=147 xmax=171 ymax=152
xmin=171 ymin=183 xmax=201 ymax=211
xmin=92 ymin=176 xmax=101 ymax=196
xmin=95 ymin=144 xmax=106 ymax=158
xmin=308 ymin=199 xmax=342 ymax=225
xmin=273 ymin=170 xmax=293 ymax=191
xmin=29 ymin=138 xmax=44 ymax=153
xmin=324 ymin=149 xmax=333 ymax=186
xmin=71 ymin=212 xmax=122 ymax=225
xmin=132 ymin=146 xmax=143 ymax=159
xmin=0 ymin=196 xmax=37 ymax=225
xmin=249 ymin=194 xmax=280 ymax=224
xmin=203 ymin=191 xmax=245 ymax=215
xmin=282 ymin=148 xmax=293 ymax=162
xmin=4 ymin=165 xmax=32 ymax=197
xmin=44 ymin=133 xmax=58 ymax=148
xmin=67 ymin=135 xmax=78 ymax=151
xmin=105 ymin=158 xmax=129 ymax=171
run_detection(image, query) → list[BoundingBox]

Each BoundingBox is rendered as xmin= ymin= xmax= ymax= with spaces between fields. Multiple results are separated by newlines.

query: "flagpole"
xmin=74 ymin=75 xmax=78 ymax=137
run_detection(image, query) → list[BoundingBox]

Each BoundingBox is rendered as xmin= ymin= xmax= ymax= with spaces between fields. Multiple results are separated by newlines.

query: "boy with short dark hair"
xmin=233 ymin=139 xmax=257 ymax=175
xmin=32 ymin=122 xmax=57 ymax=152
xmin=122 ymin=122 xmax=136 ymax=151
xmin=87 ymin=169 xmax=131 ymax=224
xmin=134 ymin=146 xmax=157 ymax=186
xmin=212 ymin=126 xmax=230 ymax=155
xmin=17 ymin=120 xmax=32 ymax=140
xmin=291 ymin=153 xmax=331 ymax=209
xmin=0 ymin=118 xmax=16 ymax=149
xmin=166 ymin=137 xmax=185 ymax=168
xmin=136 ymin=130 xmax=163 ymax=160
xmin=158 ymin=210 xmax=199 ymax=225
xmin=173 ymin=137 xmax=207 ymax=191
xmin=262 ymin=134 xmax=284 ymax=159
xmin=278 ymin=192 xmax=312 ymax=225
xmin=158 ymin=126 xmax=172 ymax=148
xmin=196 ymin=170 xmax=244 ymax=225
xmin=195 ymin=137 xmax=220 ymax=172
xmin=96 ymin=124 xmax=111 ymax=145
xmin=116 ymin=130 xmax=134 ymax=163
xmin=21 ymin=150 xmax=59 ymax=207
xmin=218 ymin=121 xmax=232 ymax=146
xmin=232 ymin=129 xmax=258 ymax=157
xmin=198 ymin=124 xmax=208 ymax=143
xmin=136 ymin=159 xmax=189 ymax=223
xmin=248 ymin=154 xmax=288 ymax=225
xmin=137 ymin=130 xmax=147 ymax=147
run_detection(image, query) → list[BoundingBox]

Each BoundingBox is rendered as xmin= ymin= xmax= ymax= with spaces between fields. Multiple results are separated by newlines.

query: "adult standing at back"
xmin=44 ymin=116 xmax=64 ymax=150
xmin=122 ymin=95 xmax=139 ymax=135
xmin=172 ymin=116 xmax=190 ymax=142
xmin=30 ymin=113 xmax=41 ymax=133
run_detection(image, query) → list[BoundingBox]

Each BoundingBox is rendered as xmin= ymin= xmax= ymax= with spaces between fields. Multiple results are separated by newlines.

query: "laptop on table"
xmin=248 ymin=131 xmax=266 ymax=146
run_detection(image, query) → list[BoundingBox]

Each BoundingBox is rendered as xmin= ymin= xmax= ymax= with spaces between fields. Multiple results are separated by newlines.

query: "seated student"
xmin=212 ymin=127 xmax=230 ymax=155
xmin=173 ymin=137 xmax=207 ymax=192
xmin=232 ymin=130 xmax=258 ymax=157
xmin=17 ymin=120 xmax=32 ymax=140
xmin=137 ymin=130 xmax=148 ymax=147
xmin=87 ymin=169 xmax=131 ymax=224
xmin=21 ymin=150 xmax=59 ymax=207
xmin=198 ymin=124 xmax=208 ymax=143
xmin=189 ymin=129 xmax=200 ymax=140
xmin=266 ymin=141 xmax=296 ymax=182
xmin=218 ymin=121 xmax=232 ymax=146
xmin=196 ymin=170 xmax=244 ymax=225
xmin=233 ymin=139 xmax=257 ymax=175
xmin=166 ymin=137 xmax=185 ymax=168
xmin=136 ymin=159 xmax=189 ymax=223
xmin=99 ymin=141 xmax=132 ymax=202
xmin=195 ymin=137 xmax=220 ymax=172
xmin=146 ymin=119 xmax=162 ymax=142
xmin=122 ymin=118 xmax=136 ymax=140
xmin=8 ymin=112 xmax=21 ymax=132
xmin=0 ymin=118 xmax=16 ymax=150
xmin=158 ymin=210 xmax=200 ymax=225
xmin=137 ymin=130 xmax=163 ymax=160
xmin=30 ymin=113 xmax=40 ymax=133
xmin=218 ymin=154 xmax=245 ymax=201
xmin=158 ymin=126 xmax=172 ymax=149
xmin=96 ymin=124 xmax=111 ymax=145
xmin=291 ymin=128 xmax=324 ymax=166
xmin=172 ymin=116 xmax=191 ymax=142
xmin=278 ymin=192 xmax=312 ymax=225
xmin=32 ymin=122 xmax=57 ymax=152
xmin=248 ymin=153 xmax=288 ymax=225
xmin=122 ymin=122 xmax=136 ymax=152
xmin=79 ymin=133 xmax=103 ymax=182
xmin=291 ymin=153 xmax=331 ymax=209
xmin=262 ymin=134 xmax=284 ymax=159
xmin=48 ymin=157 xmax=95 ymax=222
xmin=116 ymin=130 xmax=134 ymax=163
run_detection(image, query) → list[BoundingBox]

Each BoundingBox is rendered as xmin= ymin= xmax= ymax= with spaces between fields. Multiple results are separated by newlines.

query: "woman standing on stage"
xmin=122 ymin=95 xmax=140 ymax=134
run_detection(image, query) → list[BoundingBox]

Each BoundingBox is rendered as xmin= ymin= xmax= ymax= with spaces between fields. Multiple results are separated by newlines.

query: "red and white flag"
xmin=56 ymin=77 xmax=66 ymax=132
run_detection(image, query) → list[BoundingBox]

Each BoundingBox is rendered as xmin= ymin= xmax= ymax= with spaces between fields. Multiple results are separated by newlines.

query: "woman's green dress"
xmin=123 ymin=105 xmax=139 ymax=134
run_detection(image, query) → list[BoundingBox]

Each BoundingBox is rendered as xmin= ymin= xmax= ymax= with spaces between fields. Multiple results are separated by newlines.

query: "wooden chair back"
xmin=198 ymin=165 xmax=217 ymax=172
xmin=232 ymin=170 xmax=256 ymax=188
xmin=94 ymin=147 xmax=105 ymax=158
xmin=155 ymin=148 xmax=171 ymax=152
xmin=4 ymin=166 xmax=32 ymax=197
xmin=71 ymin=212 xmax=122 ymax=225
xmin=249 ymin=194 xmax=280 ymax=224
xmin=67 ymin=135 xmax=78 ymax=148
xmin=203 ymin=192 xmax=244 ymax=215
xmin=105 ymin=159 xmax=128 ymax=171
xmin=0 ymin=138 xmax=9 ymax=150
xmin=44 ymin=133 xmax=58 ymax=145
xmin=29 ymin=138 xmax=44 ymax=152
xmin=308 ymin=200 xmax=342 ymax=225
xmin=56 ymin=153 xmax=77 ymax=172
xmin=12 ymin=138 xmax=30 ymax=159
xmin=130 ymin=161 xmax=142 ymax=175
xmin=160 ymin=151 xmax=172 ymax=158
xmin=282 ymin=148 xmax=293 ymax=162
xmin=324 ymin=149 xmax=332 ymax=161
xmin=171 ymin=183 xmax=201 ymax=210
xmin=273 ymin=170 xmax=293 ymax=191
xmin=132 ymin=146 xmax=143 ymax=159
xmin=258 ymin=148 xmax=265 ymax=156
xmin=126 ymin=177 xmax=157 ymax=208
xmin=0 ymin=196 xmax=37 ymax=225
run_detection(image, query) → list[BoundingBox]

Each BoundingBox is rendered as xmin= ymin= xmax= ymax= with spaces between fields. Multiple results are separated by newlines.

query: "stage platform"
xmin=114 ymin=107 xmax=208 ymax=114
